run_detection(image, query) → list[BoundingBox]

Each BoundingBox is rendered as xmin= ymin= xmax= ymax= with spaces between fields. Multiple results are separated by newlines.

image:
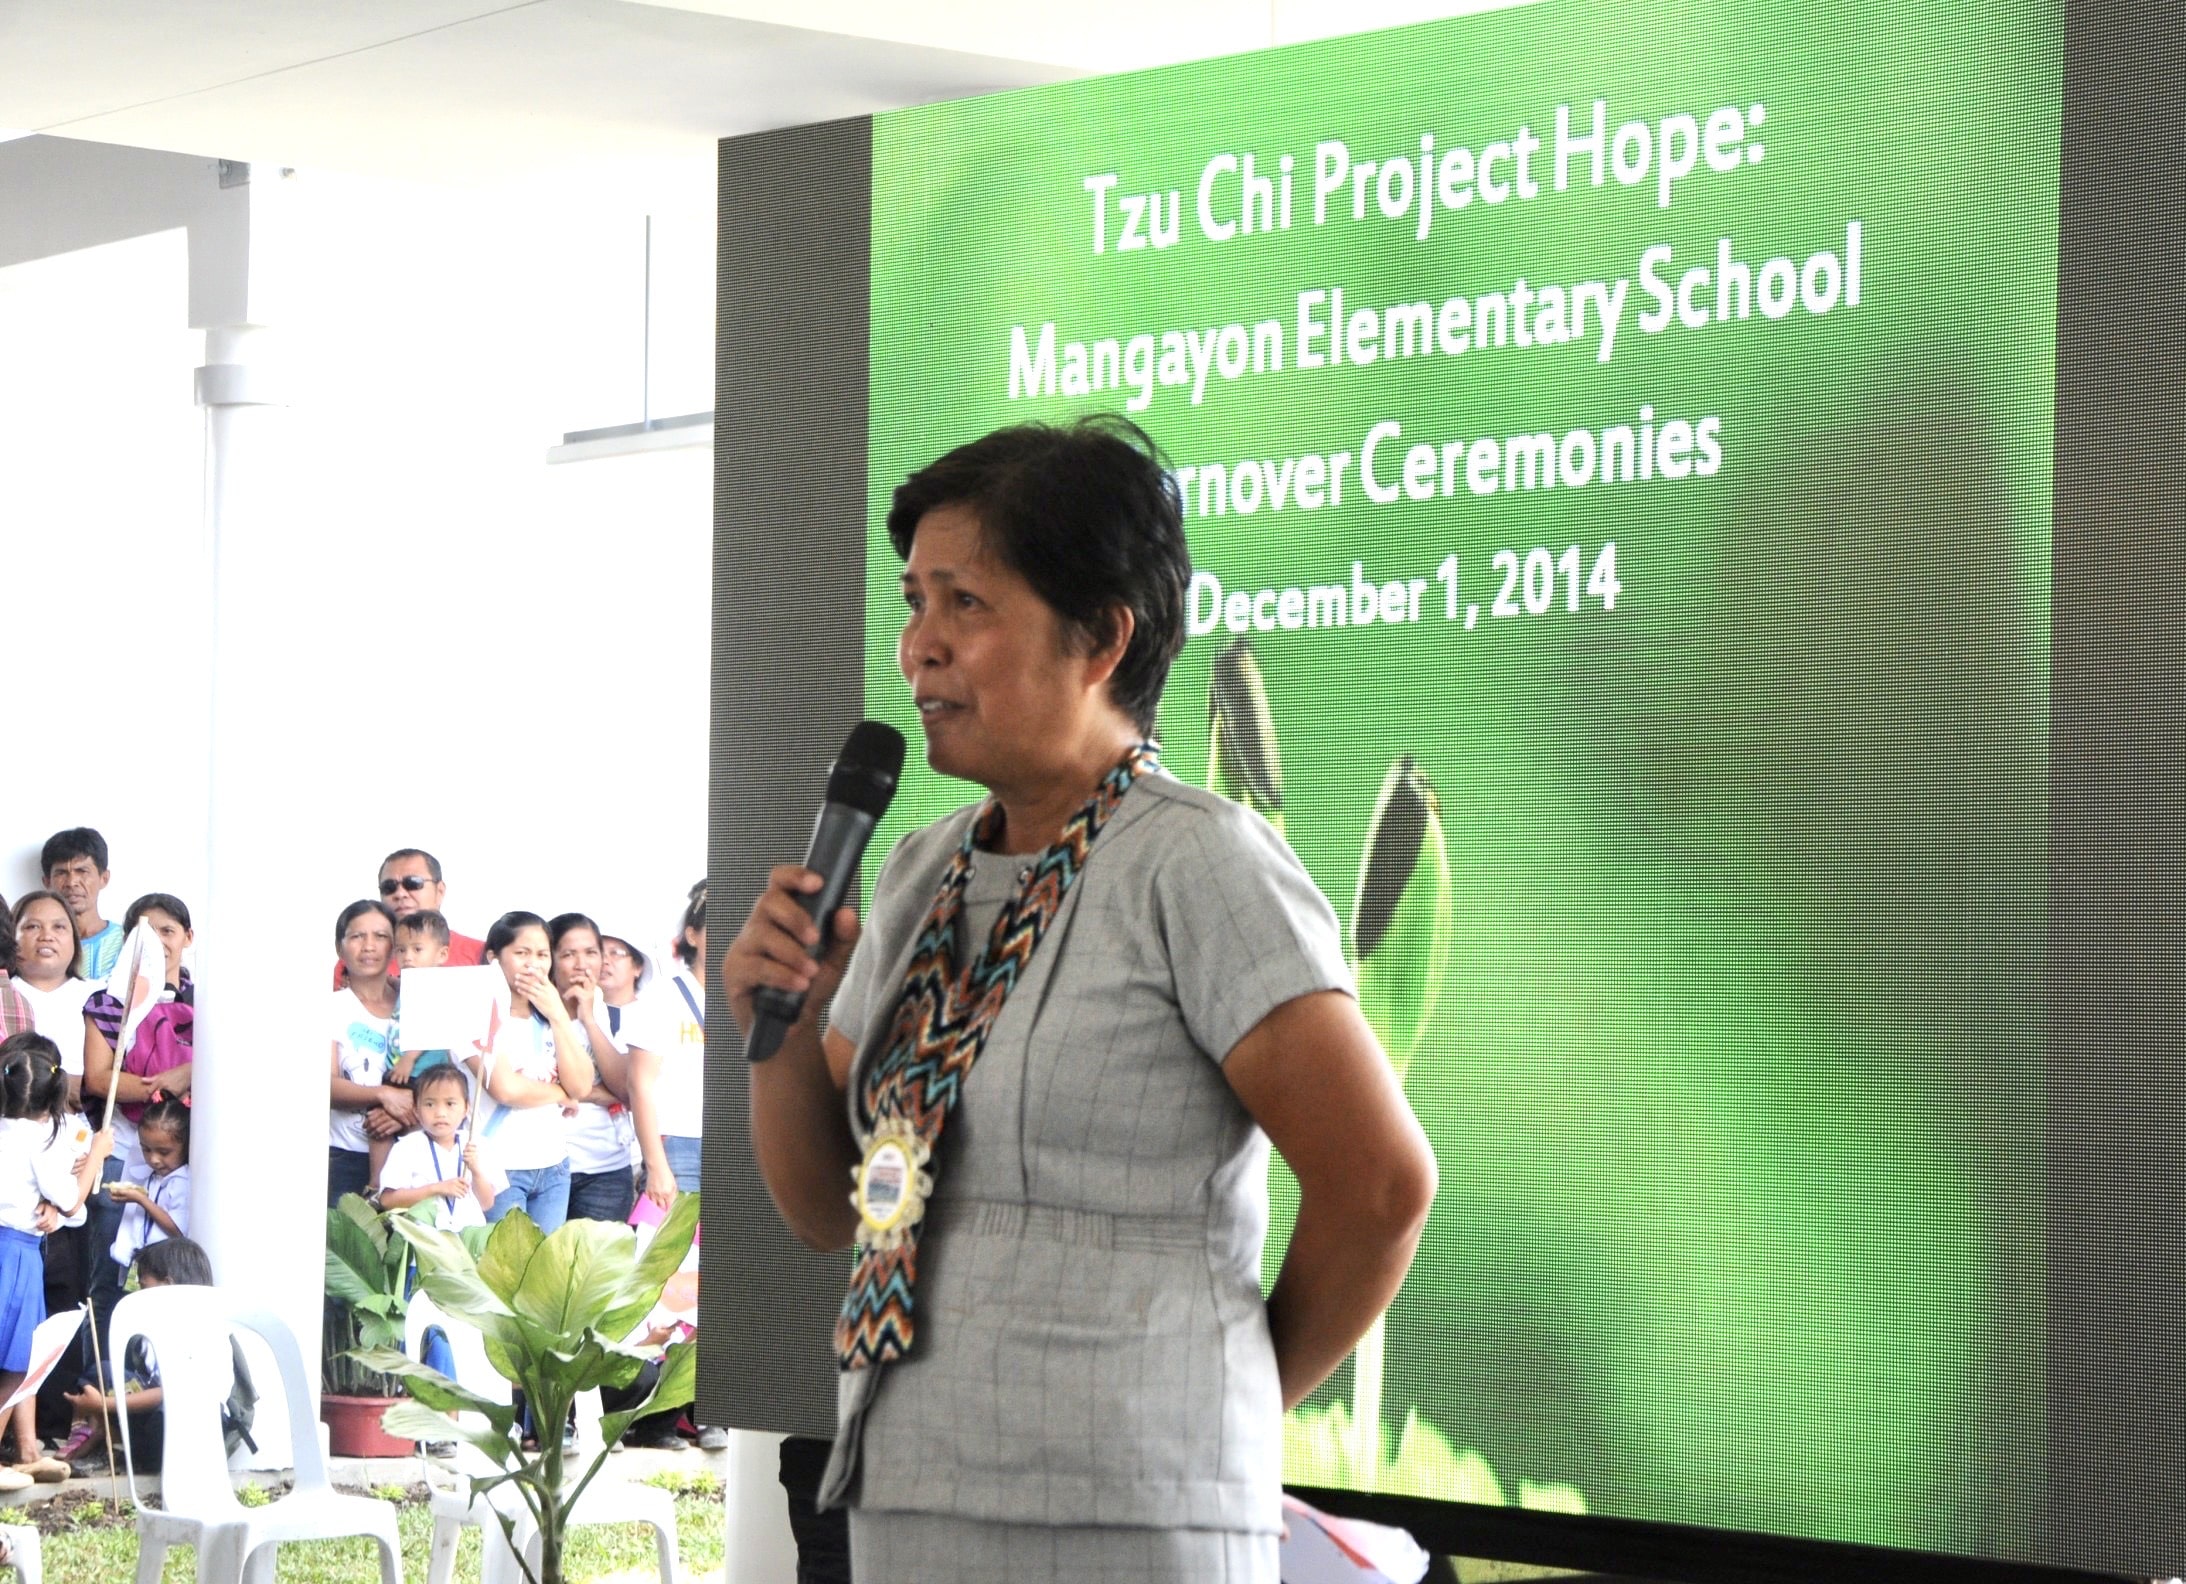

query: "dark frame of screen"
xmin=701 ymin=0 xmax=2185 ymax=1572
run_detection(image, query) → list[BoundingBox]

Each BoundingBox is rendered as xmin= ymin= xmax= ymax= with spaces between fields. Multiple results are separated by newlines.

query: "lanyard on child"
xmin=428 ymin=1134 xmax=459 ymax=1215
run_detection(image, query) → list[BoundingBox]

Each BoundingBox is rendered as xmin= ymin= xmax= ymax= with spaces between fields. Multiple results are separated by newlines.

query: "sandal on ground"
xmin=19 ymin=1456 xmax=69 ymax=1483
xmin=0 ymin=1468 xmax=30 ymax=1493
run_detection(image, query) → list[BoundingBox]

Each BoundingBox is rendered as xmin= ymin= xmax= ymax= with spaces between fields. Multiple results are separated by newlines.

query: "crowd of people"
xmin=0 ymin=826 xmax=725 ymax=1481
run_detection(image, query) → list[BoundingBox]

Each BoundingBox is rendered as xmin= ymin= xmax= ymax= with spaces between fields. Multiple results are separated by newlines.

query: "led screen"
xmin=859 ymin=0 xmax=2054 ymax=1558
xmin=701 ymin=0 xmax=2183 ymax=1574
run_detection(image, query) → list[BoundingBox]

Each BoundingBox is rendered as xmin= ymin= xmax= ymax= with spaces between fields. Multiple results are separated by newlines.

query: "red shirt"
xmin=331 ymin=929 xmax=485 ymax=990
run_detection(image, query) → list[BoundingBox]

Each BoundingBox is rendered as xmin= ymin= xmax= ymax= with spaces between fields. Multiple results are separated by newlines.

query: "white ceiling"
xmin=0 ymin=1 xmax=1497 ymax=208
xmin=0 ymin=1 xmax=1068 ymax=207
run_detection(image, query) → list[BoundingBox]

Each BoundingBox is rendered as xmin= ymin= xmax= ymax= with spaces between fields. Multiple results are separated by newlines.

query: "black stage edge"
xmin=702 ymin=113 xmax=875 ymax=1440
xmin=1291 ymin=1488 xmax=2141 ymax=1584
xmin=2048 ymin=0 xmax=2186 ymax=1573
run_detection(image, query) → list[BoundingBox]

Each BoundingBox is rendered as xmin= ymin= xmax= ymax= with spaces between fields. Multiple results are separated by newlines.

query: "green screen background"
xmin=862 ymin=0 xmax=2057 ymax=1557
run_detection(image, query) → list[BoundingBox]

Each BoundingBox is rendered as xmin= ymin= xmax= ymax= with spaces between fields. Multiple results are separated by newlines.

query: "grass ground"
xmin=26 ymin=1472 xmax=726 ymax=1584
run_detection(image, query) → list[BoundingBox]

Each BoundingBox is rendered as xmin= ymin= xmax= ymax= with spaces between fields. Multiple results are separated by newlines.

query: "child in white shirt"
xmin=107 ymin=1097 xmax=189 ymax=1269
xmin=378 ymin=1066 xmax=504 ymax=1231
xmin=0 ymin=1034 xmax=112 ymax=1482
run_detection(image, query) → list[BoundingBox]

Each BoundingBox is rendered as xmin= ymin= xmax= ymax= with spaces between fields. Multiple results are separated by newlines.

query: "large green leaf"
xmin=598 ymin=1194 xmax=700 ymax=1340
xmin=349 ymin=1348 xmax=518 ymax=1434
xmin=484 ymin=1333 xmax=524 ymax=1386
xmin=598 ymin=1340 xmax=698 ymax=1450
xmin=334 ymin=1193 xmax=390 ymax=1259
xmin=325 ymin=1210 xmax=395 ymax=1309
xmin=566 ymin=1332 xmax=650 ymax=1395
xmin=522 ymin=1331 xmax=613 ymax=1401
xmin=355 ymin=1311 xmax=406 ymax=1350
xmin=477 ymin=1212 xmax=546 ymax=1306
xmin=381 ymin=1401 xmax=519 ymax=1469
xmin=387 ymin=1217 xmax=526 ymax=1349
xmin=510 ymin=1218 xmax=639 ymax=1339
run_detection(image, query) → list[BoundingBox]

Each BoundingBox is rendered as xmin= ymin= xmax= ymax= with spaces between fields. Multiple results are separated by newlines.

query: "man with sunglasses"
xmin=332 ymin=848 xmax=484 ymax=988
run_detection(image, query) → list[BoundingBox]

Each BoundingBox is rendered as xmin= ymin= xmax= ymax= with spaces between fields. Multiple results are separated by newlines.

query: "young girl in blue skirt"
xmin=0 ymin=1033 xmax=112 ymax=1482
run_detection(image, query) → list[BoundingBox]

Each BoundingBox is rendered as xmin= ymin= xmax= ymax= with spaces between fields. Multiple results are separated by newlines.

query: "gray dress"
xmin=821 ymin=771 xmax=1352 ymax=1581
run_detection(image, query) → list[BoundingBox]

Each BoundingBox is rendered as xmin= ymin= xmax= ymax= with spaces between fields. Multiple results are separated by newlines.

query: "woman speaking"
xmin=726 ymin=415 xmax=1437 ymax=1583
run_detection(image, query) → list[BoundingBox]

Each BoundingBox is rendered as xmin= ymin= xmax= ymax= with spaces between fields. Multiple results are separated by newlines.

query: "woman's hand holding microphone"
xmin=721 ymin=865 xmax=861 ymax=1046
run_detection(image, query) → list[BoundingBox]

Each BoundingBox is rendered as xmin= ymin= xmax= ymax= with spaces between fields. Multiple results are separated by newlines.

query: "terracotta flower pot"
xmin=321 ymin=1392 xmax=412 ymax=1459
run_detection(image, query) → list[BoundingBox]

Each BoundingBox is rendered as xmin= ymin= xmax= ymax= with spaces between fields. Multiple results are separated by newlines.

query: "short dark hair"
xmin=133 ymin=1236 xmax=214 ymax=1288
xmin=124 ymin=893 xmax=192 ymax=933
xmin=41 ymin=828 xmax=109 ymax=877
xmin=336 ymin=898 xmax=398 ymax=950
xmin=380 ymin=848 xmax=444 ymax=884
xmin=412 ymin=1063 xmax=469 ymax=1106
xmin=885 ymin=414 xmax=1190 ymax=735
xmin=396 ymin=909 xmax=451 ymax=947
xmin=0 ymin=920 xmax=14 ymax=980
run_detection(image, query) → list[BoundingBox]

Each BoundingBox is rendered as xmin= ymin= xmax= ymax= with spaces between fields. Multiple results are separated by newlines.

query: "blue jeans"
xmin=660 ymin=1135 xmax=702 ymax=1205
xmin=487 ymin=1160 xmax=569 ymax=1234
xmin=567 ymin=1167 xmax=636 ymax=1225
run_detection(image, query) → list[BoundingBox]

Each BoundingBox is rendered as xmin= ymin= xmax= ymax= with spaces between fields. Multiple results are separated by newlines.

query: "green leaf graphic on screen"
xmin=1207 ymin=638 xmax=1283 ymax=834
xmin=1350 ymin=756 xmax=1453 ymax=1079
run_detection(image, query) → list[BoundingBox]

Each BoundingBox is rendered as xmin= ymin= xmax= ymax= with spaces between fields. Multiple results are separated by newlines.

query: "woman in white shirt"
xmin=465 ymin=911 xmax=592 ymax=1234
xmin=548 ymin=913 xmax=638 ymax=1225
xmin=328 ymin=900 xmax=399 ymax=1208
xmin=9 ymin=893 xmax=91 ymax=1104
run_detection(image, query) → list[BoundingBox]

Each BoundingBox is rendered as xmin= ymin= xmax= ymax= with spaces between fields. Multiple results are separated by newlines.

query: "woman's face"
xmin=339 ymin=910 xmax=394 ymax=981
xmin=897 ymin=504 xmax=1110 ymax=794
xmin=15 ymin=899 xmax=74 ymax=985
xmin=552 ymin=927 xmax=601 ymax=992
xmin=598 ymin=940 xmax=639 ymax=998
xmin=138 ymin=909 xmax=192 ymax=982
xmin=492 ymin=925 xmax=552 ymax=991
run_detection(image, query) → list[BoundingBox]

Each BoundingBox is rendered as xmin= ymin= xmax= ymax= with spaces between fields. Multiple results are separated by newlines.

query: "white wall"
xmin=1 ymin=225 xmax=211 ymax=912
xmin=2 ymin=162 xmax=715 ymax=967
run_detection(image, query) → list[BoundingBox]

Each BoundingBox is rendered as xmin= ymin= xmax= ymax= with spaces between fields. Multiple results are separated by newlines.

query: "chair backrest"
xmin=224 ymin=1300 xmax=328 ymax=1496
xmin=109 ymin=1284 xmax=328 ymax=1514
xmin=107 ymin=1286 xmax=231 ymax=1515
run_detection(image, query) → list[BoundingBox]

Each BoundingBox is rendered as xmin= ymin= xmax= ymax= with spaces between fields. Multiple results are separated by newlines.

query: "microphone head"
xmin=827 ymin=720 xmax=907 ymax=818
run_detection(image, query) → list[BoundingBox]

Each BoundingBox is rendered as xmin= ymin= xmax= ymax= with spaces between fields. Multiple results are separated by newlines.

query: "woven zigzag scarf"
xmin=834 ymin=741 xmax=1159 ymax=1371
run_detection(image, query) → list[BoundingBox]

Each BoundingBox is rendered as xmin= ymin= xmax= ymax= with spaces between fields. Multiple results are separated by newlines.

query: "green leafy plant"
xmin=323 ymin=1193 xmax=422 ymax=1397
xmin=353 ymin=1196 xmax=701 ymax=1584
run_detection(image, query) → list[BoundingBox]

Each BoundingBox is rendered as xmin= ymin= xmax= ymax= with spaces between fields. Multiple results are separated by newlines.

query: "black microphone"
xmin=744 ymin=720 xmax=907 ymax=1063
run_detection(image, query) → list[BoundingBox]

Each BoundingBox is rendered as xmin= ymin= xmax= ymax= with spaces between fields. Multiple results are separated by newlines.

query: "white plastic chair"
xmin=110 ymin=1285 xmax=402 ymax=1584
xmin=404 ymin=1293 xmax=677 ymax=1584
xmin=0 ymin=1522 xmax=41 ymax=1584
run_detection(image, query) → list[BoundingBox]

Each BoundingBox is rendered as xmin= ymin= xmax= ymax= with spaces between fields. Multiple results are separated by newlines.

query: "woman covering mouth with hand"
xmin=725 ymin=415 xmax=1437 ymax=1584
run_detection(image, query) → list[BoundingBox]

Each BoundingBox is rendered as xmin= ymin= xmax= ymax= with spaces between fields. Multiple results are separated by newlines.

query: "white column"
xmin=189 ymin=322 xmax=326 ymax=1454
